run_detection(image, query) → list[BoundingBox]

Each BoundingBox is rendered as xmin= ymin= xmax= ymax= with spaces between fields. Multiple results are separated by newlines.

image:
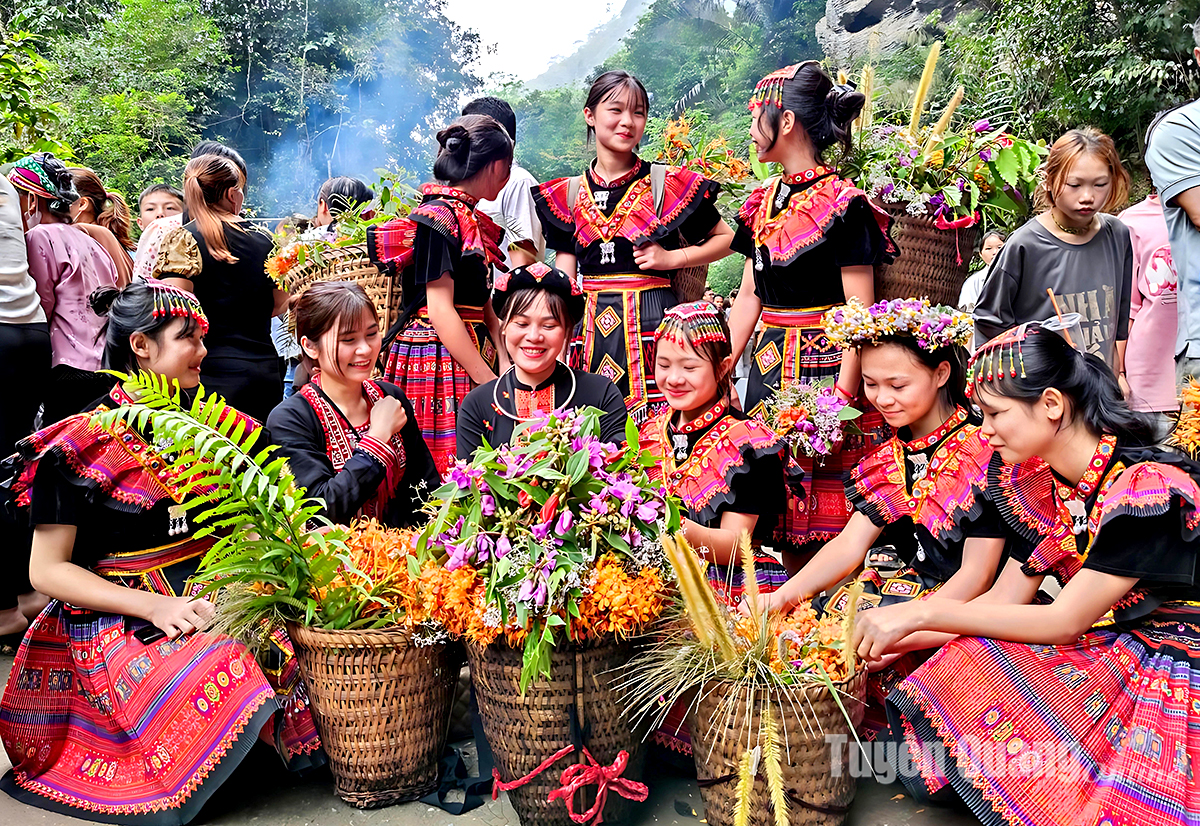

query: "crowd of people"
xmin=0 ymin=45 xmax=1199 ymax=826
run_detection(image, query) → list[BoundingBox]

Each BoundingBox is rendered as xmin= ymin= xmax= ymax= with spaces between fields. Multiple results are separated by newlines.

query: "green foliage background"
xmin=3 ymin=0 xmax=1199 ymax=253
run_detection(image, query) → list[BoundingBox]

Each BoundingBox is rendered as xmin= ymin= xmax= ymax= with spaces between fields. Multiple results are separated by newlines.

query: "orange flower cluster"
xmin=773 ymin=406 xmax=810 ymax=432
xmin=734 ymin=601 xmax=850 ymax=682
xmin=418 ymin=563 xmax=501 ymax=646
xmin=657 ymin=117 xmax=751 ymax=184
xmin=417 ymin=554 xmax=668 ymax=648
xmin=265 ymin=243 xmax=301 ymax=286
xmin=572 ymin=554 xmax=667 ymax=640
xmin=313 ymin=518 xmax=421 ymax=624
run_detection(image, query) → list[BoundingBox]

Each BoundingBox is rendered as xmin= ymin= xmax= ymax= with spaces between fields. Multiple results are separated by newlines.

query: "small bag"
xmin=566 ymin=163 xmax=708 ymax=302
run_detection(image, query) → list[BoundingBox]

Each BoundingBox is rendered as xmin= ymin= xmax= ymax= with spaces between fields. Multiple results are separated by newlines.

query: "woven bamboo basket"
xmin=872 ymin=201 xmax=979 ymax=307
xmin=288 ymin=623 xmax=458 ymax=808
xmin=282 ymin=243 xmax=402 ymax=332
xmin=467 ymin=636 xmax=647 ymax=826
xmin=688 ymin=669 xmax=868 ymax=826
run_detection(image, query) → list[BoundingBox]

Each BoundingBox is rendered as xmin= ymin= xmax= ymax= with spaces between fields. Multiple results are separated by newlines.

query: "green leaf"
xmin=991 ymin=147 xmax=1020 ymax=188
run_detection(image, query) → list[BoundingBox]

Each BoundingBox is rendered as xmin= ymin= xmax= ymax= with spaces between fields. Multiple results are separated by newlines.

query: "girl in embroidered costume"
xmin=266 ymin=282 xmax=441 ymax=528
xmin=532 ymin=71 xmax=734 ymax=424
xmin=642 ymin=301 xmax=798 ymax=604
xmin=751 ymin=297 xmax=1004 ymax=733
xmin=852 ymin=325 xmax=1200 ymax=826
xmin=457 ymin=262 xmax=628 ymax=457
xmin=367 ymin=115 xmax=512 ymax=474
xmin=0 ymin=281 xmax=322 ymax=824
xmin=728 ymin=62 xmax=898 ymax=556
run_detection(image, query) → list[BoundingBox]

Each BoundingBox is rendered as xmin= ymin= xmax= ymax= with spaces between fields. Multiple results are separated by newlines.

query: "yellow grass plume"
xmin=908 ymin=41 xmax=942 ymax=139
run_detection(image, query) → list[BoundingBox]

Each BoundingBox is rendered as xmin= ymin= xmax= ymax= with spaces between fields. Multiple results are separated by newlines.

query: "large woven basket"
xmin=873 ymin=201 xmax=978 ymax=307
xmin=282 ymin=243 xmax=402 ymax=332
xmin=467 ymin=637 xmax=647 ymax=826
xmin=689 ymin=669 xmax=867 ymax=826
xmin=288 ymin=623 xmax=458 ymax=808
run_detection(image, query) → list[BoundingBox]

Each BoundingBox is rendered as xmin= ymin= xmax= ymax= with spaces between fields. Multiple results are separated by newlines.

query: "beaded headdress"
xmin=968 ymin=313 xmax=1083 ymax=395
xmin=749 ymin=62 xmax=811 ymax=111
xmin=823 ymin=297 xmax=972 ymax=353
xmin=654 ymin=301 xmax=728 ymax=348
xmin=146 ymin=279 xmax=209 ymax=335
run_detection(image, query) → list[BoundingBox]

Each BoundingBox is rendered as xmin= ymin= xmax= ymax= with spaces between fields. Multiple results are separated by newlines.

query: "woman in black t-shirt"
xmin=153 ymin=153 xmax=286 ymax=420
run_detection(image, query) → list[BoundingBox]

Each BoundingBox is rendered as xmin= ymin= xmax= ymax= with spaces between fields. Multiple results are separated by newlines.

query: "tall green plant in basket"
xmin=93 ymin=371 xmax=427 ymax=647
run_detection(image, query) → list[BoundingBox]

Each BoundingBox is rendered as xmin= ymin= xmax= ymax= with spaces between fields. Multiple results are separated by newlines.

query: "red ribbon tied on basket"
xmin=492 ymin=744 xmax=648 ymax=825
xmin=933 ymin=210 xmax=980 ymax=264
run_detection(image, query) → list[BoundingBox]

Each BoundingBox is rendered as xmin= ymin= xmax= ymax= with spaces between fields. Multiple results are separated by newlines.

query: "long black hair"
xmin=432 ymin=114 xmax=513 ymax=184
xmin=868 ymin=337 xmax=971 ymax=412
xmin=89 ymin=283 xmax=204 ymax=373
xmin=756 ymin=63 xmax=863 ymax=159
xmin=317 ymin=176 xmax=374 ymax=217
xmin=974 ymin=326 xmax=1156 ymax=446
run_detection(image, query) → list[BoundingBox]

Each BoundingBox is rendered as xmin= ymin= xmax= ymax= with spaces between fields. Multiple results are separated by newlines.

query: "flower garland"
xmin=823 ymin=296 xmax=973 ymax=352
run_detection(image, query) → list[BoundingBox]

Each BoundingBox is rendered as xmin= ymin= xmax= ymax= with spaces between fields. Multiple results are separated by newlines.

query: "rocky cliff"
xmin=817 ymin=0 xmax=978 ymax=63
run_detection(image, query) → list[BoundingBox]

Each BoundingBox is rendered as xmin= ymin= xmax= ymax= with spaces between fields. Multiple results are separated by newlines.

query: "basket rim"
xmin=286 ymin=620 xmax=417 ymax=645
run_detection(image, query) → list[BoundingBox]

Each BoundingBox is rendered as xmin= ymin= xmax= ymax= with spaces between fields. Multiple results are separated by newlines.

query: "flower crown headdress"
xmin=967 ymin=313 xmax=1083 ymax=395
xmin=146 ymin=279 xmax=209 ymax=335
xmin=823 ymin=297 xmax=972 ymax=353
xmin=654 ymin=301 xmax=728 ymax=348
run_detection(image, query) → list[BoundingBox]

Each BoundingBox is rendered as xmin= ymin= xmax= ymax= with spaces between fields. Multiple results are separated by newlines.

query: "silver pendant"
xmin=754 ymin=247 xmax=763 ymax=272
xmin=907 ymin=452 xmax=929 ymax=482
xmin=599 ymin=240 xmax=616 ymax=265
xmin=774 ymin=184 xmax=789 ymax=210
xmin=1065 ymin=499 xmax=1088 ymax=535
xmin=672 ymin=434 xmax=689 ymax=462
xmin=594 ymin=189 xmax=610 ymax=210
xmin=168 ymin=504 xmax=188 ymax=537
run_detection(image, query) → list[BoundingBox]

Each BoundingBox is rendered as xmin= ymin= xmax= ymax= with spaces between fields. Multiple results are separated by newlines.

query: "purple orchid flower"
xmin=555 ymin=510 xmax=574 ymax=535
xmin=495 ymin=534 xmax=512 ymax=558
xmin=973 ymin=119 xmax=991 ymax=133
xmin=481 ymin=494 xmax=496 ymax=517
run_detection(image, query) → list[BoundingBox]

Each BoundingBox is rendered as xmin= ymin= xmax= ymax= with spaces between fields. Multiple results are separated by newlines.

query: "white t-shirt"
xmin=958 ymin=268 xmax=988 ymax=313
xmin=476 ymin=163 xmax=544 ymax=269
xmin=0 ymin=177 xmax=44 ymax=324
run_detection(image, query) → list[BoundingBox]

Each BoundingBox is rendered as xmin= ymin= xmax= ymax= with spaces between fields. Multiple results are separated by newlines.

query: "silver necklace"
xmin=491 ymin=366 xmax=577 ymax=421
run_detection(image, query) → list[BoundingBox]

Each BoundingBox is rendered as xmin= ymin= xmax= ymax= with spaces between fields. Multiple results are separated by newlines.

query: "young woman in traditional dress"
xmin=0 ymin=281 xmax=321 ymax=824
xmin=368 ymin=114 xmax=512 ymax=474
xmin=641 ymin=301 xmax=799 ymax=605
xmin=266 ymin=282 xmax=440 ymax=528
xmin=727 ymin=62 xmax=897 ymax=558
xmin=751 ymin=297 xmax=1004 ymax=732
xmin=457 ymin=262 xmax=628 ymax=458
xmin=533 ymin=70 xmax=734 ymax=425
xmin=852 ymin=325 xmax=1200 ymax=826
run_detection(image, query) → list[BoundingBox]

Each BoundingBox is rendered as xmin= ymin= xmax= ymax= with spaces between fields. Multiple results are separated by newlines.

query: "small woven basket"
xmin=467 ymin=636 xmax=647 ymax=826
xmin=689 ymin=669 xmax=867 ymax=826
xmin=288 ymin=623 xmax=458 ymax=808
xmin=873 ymin=201 xmax=979 ymax=307
xmin=282 ymin=243 xmax=402 ymax=332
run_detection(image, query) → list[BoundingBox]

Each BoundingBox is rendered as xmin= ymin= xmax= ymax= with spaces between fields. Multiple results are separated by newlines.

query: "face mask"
xmin=23 ymin=201 xmax=42 ymax=228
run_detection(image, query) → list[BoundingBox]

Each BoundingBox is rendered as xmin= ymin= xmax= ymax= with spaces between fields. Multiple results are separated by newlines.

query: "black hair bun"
xmin=438 ymin=124 xmax=472 ymax=160
xmin=89 ymin=285 xmax=122 ymax=317
xmin=826 ymin=85 xmax=866 ymax=128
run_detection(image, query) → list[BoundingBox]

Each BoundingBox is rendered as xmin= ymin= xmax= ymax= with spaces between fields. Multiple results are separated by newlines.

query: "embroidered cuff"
xmin=357 ymin=436 xmax=404 ymax=471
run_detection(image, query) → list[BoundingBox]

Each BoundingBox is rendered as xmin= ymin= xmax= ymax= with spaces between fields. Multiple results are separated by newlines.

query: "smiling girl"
xmin=727 ymin=63 xmax=897 ymax=558
xmin=533 ymin=70 xmax=734 ymax=424
xmin=749 ymin=298 xmax=1003 ymax=732
xmin=457 ymin=262 xmax=628 ymax=457
xmin=267 ymin=282 xmax=440 ymax=528
xmin=0 ymin=281 xmax=322 ymax=821
xmin=974 ymin=128 xmax=1133 ymax=381
xmin=850 ymin=324 xmax=1200 ymax=826
xmin=641 ymin=301 xmax=799 ymax=605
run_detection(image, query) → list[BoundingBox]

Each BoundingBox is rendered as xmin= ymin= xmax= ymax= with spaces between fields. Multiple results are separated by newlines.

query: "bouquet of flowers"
xmin=842 ymin=43 xmax=1046 ymax=227
xmin=416 ymin=408 xmax=679 ymax=690
xmin=760 ymin=378 xmax=861 ymax=458
xmin=651 ymin=112 xmax=755 ymax=215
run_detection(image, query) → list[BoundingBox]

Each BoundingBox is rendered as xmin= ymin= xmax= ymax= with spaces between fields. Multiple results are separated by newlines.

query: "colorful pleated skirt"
xmin=575 ymin=273 xmax=676 ymax=425
xmin=887 ymin=602 xmax=1200 ymax=826
xmin=744 ymin=306 xmax=889 ymax=548
xmin=382 ymin=305 xmax=497 ymax=475
xmin=0 ymin=537 xmax=322 ymax=824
